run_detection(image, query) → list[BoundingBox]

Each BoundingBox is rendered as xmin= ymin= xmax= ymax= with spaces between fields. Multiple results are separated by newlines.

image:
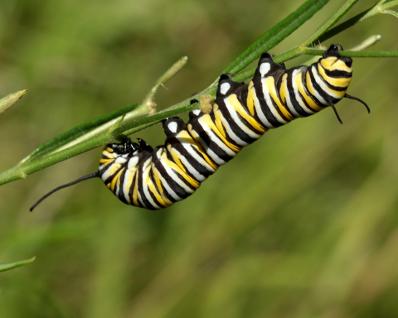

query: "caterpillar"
xmin=30 ymin=44 xmax=369 ymax=211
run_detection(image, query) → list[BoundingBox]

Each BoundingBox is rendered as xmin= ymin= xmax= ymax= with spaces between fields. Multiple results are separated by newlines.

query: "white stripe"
xmin=101 ymin=163 xmax=122 ymax=181
xmin=312 ymin=66 xmax=340 ymax=99
xmin=158 ymin=149 xmax=194 ymax=194
xmin=281 ymin=74 xmax=300 ymax=117
xmin=252 ymin=85 xmax=273 ymax=128
xmin=292 ymin=69 xmax=315 ymax=114
xmin=141 ymin=159 xmax=160 ymax=209
xmin=224 ymin=96 xmax=261 ymax=139
xmin=152 ymin=162 xmax=181 ymax=201
xmin=188 ymin=127 xmax=226 ymax=165
xmin=127 ymin=156 xmax=139 ymax=169
xmin=218 ymin=113 xmax=247 ymax=146
xmin=174 ymin=149 xmax=205 ymax=181
xmin=180 ymin=140 xmax=215 ymax=172
xmin=122 ymin=168 xmax=135 ymax=203
xmin=119 ymin=156 xmax=139 ymax=203
xmin=308 ymin=67 xmax=328 ymax=105
xmin=261 ymin=78 xmax=287 ymax=124
xmin=198 ymin=117 xmax=236 ymax=156
xmin=154 ymin=150 xmax=181 ymax=201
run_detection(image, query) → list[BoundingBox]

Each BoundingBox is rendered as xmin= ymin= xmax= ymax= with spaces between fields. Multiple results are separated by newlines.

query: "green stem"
xmin=0 ymin=0 xmax=397 ymax=187
xmin=302 ymin=47 xmax=398 ymax=57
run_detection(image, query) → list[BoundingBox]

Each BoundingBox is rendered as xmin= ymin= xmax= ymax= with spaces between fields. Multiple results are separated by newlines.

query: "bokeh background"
xmin=1 ymin=0 xmax=398 ymax=317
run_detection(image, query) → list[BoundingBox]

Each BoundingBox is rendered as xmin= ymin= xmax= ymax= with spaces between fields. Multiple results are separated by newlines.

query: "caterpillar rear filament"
xmin=30 ymin=44 xmax=369 ymax=211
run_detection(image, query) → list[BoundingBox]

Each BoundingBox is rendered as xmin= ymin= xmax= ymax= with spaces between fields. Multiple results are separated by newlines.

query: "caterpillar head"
xmin=322 ymin=44 xmax=352 ymax=71
xmin=106 ymin=135 xmax=153 ymax=157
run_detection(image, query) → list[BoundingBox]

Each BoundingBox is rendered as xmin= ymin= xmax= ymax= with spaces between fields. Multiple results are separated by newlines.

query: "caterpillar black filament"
xmin=30 ymin=44 xmax=369 ymax=211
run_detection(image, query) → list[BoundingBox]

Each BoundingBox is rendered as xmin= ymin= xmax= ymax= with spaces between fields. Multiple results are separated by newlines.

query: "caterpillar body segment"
xmin=30 ymin=44 xmax=369 ymax=211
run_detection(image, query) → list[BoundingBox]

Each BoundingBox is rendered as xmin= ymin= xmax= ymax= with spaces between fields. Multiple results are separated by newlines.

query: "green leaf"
xmin=0 ymin=0 xmax=397 ymax=188
xmin=224 ymin=0 xmax=330 ymax=75
xmin=0 ymin=257 xmax=36 ymax=272
xmin=24 ymin=103 xmax=139 ymax=161
xmin=318 ymin=9 xmax=372 ymax=43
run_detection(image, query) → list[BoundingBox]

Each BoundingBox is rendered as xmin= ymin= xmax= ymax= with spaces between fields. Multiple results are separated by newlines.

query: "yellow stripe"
xmin=144 ymin=165 xmax=169 ymax=207
xmin=176 ymin=129 xmax=218 ymax=171
xmin=161 ymin=152 xmax=200 ymax=188
xmin=132 ymin=171 xmax=140 ymax=206
xmin=200 ymin=114 xmax=241 ymax=152
xmin=102 ymin=150 xmax=114 ymax=158
xmin=152 ymin=167 xmax=173 ymax=206
xmin=295 ymin=72 xmax=322 ymax=111
xmin=168 ymin=145 xmax=187 ymax=173
xmin=305 ymin=72 xmax=324 ymax=109
xmin=213 ymin=106 xmax=227 ymax=137
xmin=110 ymin=168 xmax=123 ymax=192
xmin=279 ymin=74 xmax=288 ymax=103
xmin=99 ymin=158 xmax=112 ymax=165
xmin=187 ymin=124 xmax=219 ymax=170
xmin=321 ymin=57 xmax=352 ymax=73
xmin=226 ymin=94 xmax=266 ymax=133
xmin=105 ymin=163 xmax=121 ymax=181
xmin=122 ymin=169 xmax=134 ymax=203
xmin=265 ymin=77 xmax=294 ymax=121
xmin=147 ymin=180 xmax=168 ymax=207
xmin=317 ymin=64 xmax=352 ymax=88
xmin=246 ymin=81 xmax=256 ymax=116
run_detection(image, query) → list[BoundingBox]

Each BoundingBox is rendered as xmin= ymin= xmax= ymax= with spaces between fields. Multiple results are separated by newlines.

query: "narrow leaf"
xmin=22 ymin=103 xmax=139 ymax=162
xmin=0 ymin=257 xmax=36 ymax=272
xmin=0 ymin=90 xmax=27 ymax=115
xmin=306 ymin=0 xmax=360 ymax=45
xmin=224 ymin=0 xmax=329 ymax=75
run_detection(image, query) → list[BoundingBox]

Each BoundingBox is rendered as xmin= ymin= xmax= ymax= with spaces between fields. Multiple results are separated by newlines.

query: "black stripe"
xmin=236 ymin=84 xmax=267 ymax=133
xmin=128 ymin=170 xmax=138 ymax=205
xmin=304 ymin=69 xmax=328 ymax=107
xmin=140 ymin=158 xmax=164 ymax=209
xmin=117 ymin=168 xmax=129 ymax=204
xmin=164 ymin=141 xmax=202 ymax=183
xmin=324 ymin=68 xmax=352 ymax=78
xmin=168 ymin=137 xmax=214 ymax=179
xmin=216 ymin=98 xmax=258 ymax=144
xmin=136 ymin=154 xmax=155 ymax=209
xmin=189 ymin=117 xmax=234 ymax=163
xmin=208 ymin=110 xmax=244 ymax=148
xmin=264 ymin=81 xmax=291 ymax=123
xmin=102 ymin=163 xmax=125 ymax=185
xmin=285 ymin=69 xmax=312 ymax=117
xmin=163 ymin=146 xmax=197 ymax=192
xmin=150 ymin=163 xmax=176 ymax=203
xmin=317 ymin=64 xmax=348 ymax=92
xmin=252 ymin=74 xmax=283 ymax=127
xmin=309 ymin=67 xmax=338 ymax=105
xmin=225 ymin=92 xmax=265 ymax=135
xmin=152 ymin=149 xmax=190 ymax=200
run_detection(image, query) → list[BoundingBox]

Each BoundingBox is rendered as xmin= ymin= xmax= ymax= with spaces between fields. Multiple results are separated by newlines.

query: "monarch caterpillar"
xmin=30 ymin=44 xmax=369 ymax=211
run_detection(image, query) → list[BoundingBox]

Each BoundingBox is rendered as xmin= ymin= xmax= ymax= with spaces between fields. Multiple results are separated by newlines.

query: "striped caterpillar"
xmin=30 ymin=44 xmax=369 ymax=211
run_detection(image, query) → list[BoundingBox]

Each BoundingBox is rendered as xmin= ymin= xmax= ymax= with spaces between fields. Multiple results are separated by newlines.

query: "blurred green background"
xmin=1 ymin=1 xmax=398 ymax=317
